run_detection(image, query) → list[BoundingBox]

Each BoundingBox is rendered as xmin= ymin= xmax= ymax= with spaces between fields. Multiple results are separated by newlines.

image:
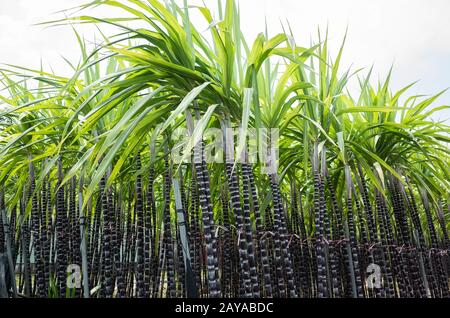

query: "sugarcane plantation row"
xmin=0 ymin=0 xmax=448 ymax=298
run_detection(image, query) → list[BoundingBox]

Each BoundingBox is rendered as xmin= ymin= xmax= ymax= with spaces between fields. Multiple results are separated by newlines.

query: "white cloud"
xmin=0 ymin=0 xmax=449 ymax=122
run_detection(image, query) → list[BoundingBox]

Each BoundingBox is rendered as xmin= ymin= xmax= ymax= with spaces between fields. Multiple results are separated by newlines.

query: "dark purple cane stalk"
xmin=313 ymin=145 xmax=328 ymax=298
xmin=322 ymin=160 xmax=343 ymax=298
xmin=220 ymin=121 xmax=252 ymax=297
xmin=188 ymin=109 xmax=221 ymax=298
xmin=41 ymin=176 xmax=50 ymax=294
xmin=135 ymin=154 xmax=146 ymax=298
xmin=247 ymin=165 xmax=272 ymax=297
xmin=387 ymin=174 xmax=415 ymax=298
xmin=269 ymin=173 xmax=298 ymax=298
xmin=405 ymin=178 xmax=437 ymax=297
xmin=241 ymin=152 xmax=260 ymax=297
xmin=162 ymin=153 xmax=176 ymax=298
xmin=374 ymin=187 xmax=396 ymax=298
xmin=188 ymin=170 xmax=203 ymax=296
xmin=420 ymin=189 xmax=449 ymax=298
xmin=344 ymin=165 xmax=364 ymax=298
xmin=55 ymin=159 xmax=67 ymax=298
xmin=144 ymin=165 xmax=153 ymax=297
xmin=220 ymin=188 xmax=233 ymax=297
xmin=100 ymin=174 xmax=114 ymax=298
xmin=29 ymin=160 xmax=46 ymax=297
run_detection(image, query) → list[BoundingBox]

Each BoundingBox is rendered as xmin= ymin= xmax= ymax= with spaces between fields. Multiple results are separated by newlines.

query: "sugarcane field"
xmin=0 ymin=0 xmax=449 ymax=300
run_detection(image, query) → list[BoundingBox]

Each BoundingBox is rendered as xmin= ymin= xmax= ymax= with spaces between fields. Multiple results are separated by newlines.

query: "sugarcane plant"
xmin=0 ymin=0 xmax=449 ymax=298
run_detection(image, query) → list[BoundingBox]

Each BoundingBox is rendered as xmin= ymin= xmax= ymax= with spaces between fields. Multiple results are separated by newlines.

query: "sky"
xmin=1 ymin=0 xmax=449 ymax=122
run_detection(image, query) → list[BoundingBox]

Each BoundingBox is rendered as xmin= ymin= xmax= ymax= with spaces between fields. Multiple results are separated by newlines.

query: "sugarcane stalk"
xmin=173 ymin=178 xmax=197 ymax=298
xmin=0 ymin=190 xmax=17 ymax=297
xmin=78 ymin=173 xmax=90 ymax=298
